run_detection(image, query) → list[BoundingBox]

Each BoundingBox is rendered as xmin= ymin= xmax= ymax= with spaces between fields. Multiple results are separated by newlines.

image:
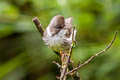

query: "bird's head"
xmin=47 ymin=15 xmax=65 ymax=36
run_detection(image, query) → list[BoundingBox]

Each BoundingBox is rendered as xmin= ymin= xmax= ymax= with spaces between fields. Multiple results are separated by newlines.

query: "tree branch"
xmin=66 ymin=31 xmax=118 ymax=75
xmin=32 ymin=17 xmax=45 ymax=36
xmin=52 ymin=61 xmax=61 ymax=68
xmin=70 ymin=61 xmax=80 ymax=80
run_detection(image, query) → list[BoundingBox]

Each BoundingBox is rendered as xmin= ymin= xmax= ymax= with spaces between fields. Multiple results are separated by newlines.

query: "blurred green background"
xmin=0 ymin=0 xmax=120 ymax=80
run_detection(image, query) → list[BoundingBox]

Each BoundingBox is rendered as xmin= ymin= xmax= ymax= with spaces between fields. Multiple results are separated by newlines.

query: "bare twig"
xmin=66 ymin=31 xmax=118 ymax=75
xmin=32 ymin=17 xmax=45 ymax=36
xmin=52 ymin=61 xmax=61 ymax=68
xmin=56 ymin=76 xmax=60 ymax=79
xmin=71 ymin=61 xmax=80 ymax=80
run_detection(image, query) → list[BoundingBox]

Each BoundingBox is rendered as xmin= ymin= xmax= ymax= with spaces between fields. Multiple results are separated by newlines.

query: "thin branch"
xmin=66 ymin=31 xmax=118 ymax=75
xmin=52 ymin=61 xmax=61 ymax=68
xmin=71 ymin=61 xmax=80 ymax=80
xmin=70 ymin=27 xmax=80 ymax=80
xmin=32 ymin=17 xmax=45 ymax=36
xmin=56 ymin=76 xmax=60 ymax=79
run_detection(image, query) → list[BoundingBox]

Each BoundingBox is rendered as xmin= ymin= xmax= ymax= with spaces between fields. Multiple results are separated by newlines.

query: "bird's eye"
xmin=56 ymin=26 xmax=61 ymax=30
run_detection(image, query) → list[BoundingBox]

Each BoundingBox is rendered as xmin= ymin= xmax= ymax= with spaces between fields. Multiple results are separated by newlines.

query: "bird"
xmin=33 ymin=15 xmax=80 ymax=80
xmin=42 ymin=15 xmax=77 ymax=56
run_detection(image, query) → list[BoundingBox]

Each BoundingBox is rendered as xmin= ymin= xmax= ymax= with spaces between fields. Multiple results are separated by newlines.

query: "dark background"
xmin=0 ymin=0 xmax=120 ymax=80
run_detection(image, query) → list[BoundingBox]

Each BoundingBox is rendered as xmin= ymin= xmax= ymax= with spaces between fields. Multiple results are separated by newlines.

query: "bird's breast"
xmin=42 ymin=29 xmax=72 ymax=52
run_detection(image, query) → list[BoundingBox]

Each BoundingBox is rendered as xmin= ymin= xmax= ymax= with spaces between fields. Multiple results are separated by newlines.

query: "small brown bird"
xmin=33 ymin=15 xmax=79 ymax=80
xmin=42 ymin=15 xmax=77 ymax=55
